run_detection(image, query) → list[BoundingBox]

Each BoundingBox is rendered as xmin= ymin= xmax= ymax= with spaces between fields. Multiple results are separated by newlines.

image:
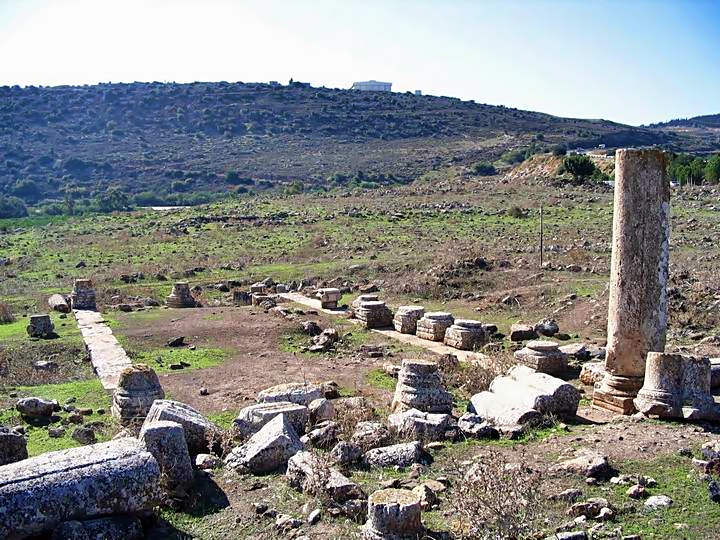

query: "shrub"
xmin=552 ymin=144 xmax=567 ymax=156
xmin=470 ymin=161 xmax=496 ymax=176
xmin=705 ymin=154 xmax=720 ymax=183
xmin=507 ymin=205 xmax=526 ymax=219
xmin=500 ymin=149 xmax=526 ymax=164
xmin=0 ymin=195 xmax=28 ymax=218
xmin=561 ymin=154 xmax=596 ymax=181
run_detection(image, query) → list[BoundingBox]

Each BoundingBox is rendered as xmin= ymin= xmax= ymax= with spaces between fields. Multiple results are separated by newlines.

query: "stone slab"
xmin=74 ymin=310 xmax=132 ymax=390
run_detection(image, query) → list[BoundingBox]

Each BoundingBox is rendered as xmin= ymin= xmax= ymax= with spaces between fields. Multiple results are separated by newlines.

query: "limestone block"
xmin=509 ymin=323 xmax=537 ymax=342
xmin=16 ymin=396 xmax=56 ymax=418
xmin=457 ymin=413 xmax=499 ymax=439
xmin=308 ymin=398 xmax=335 ymax=424
xmin=48 ymin=294 xmax=70 ymax=313
xmin=166 ymin=282 xmax=196 ymax=308
xmin=580 ymin=361 xmax=606 ymax=386
xmin=233 ymin=290 xmax=252 ymax=306
xmin=251 ymin=293 xmax=271 ymax=306
xmin=26 ymin=314 xmax=54 ymax=338
xmin=225 ymin=414 xmax=304 ymax=474
xmin=390 ymin=359 xmax=453 ymax=414
xmin=143 ymin=399 xmax=220 ymax=455
xmin=234 ymin=401 xmax=308 ymax=437
xmin=351 ymin=421 xmax=392 ymax=450
xmin=416 ymin=312 xmax=454 ymax=341
xmin=316 ymin=287 xmax=341 ymax=309
xmin=287 ymin=450 xmax=365 ymax=502
xmin=250 ymin=283 xmax=266 ymax=294
xmin=443 ymin=319 xmax=488 ymax=350
xmin=469 ymin=392 xmax=543 ymax=438
xmin=356 ymin=300 xmax=394 ymax=329
xmin=489 ymin=365 xmax=580 ymax=417
xmin=364 ymin=441 xmax=430 ymax=469
xmin=301 ymin=421 xmax=339 ymax=449
xmin=387 ymin=408 xmax=454 ymax=442
xmin=70 ymin=279 xmax=96 ymax=310
xmin=513 ymin=340 xmax=568 ymax=375
xmin=111 ymin=364 xmax=165 ymax=425
xmin=0 ymin=426 xmax=28 ymax=465
xmin=257 ymin=382 xmax=322 ymax=406
xmin=361 ymin=488 xmax=423 ymax=540
xmin=352 ymin=294 xmax=379 ymax=309
xmin=51 ymin=516 xmax=144 ymax=540
xmin=139 ymin=420 xmax=194 ymax=497
xmin=0 ymin=438 xmax=160 ymax=539
xmin=393 ymin=306 xmax=425 ymax=334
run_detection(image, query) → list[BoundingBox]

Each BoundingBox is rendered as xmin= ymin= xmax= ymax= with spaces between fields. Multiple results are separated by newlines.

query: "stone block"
xmin=361 ymin=488 xmax=423 ymax=540
xmin=364 ymin=441 xmax=430 ymax=468
xmin=0 ymin=426 xmax=27 ymax=465
xmin=510 ymin=323 xmax=537 ymax=342
xmin=393 ymin=306 xmax=425 ymax=334
xmin=355 ymin=300 xmax=394 ymax=329
xmin=143 ymin=399 xmax=220 ymax=455
xmin=70 ymin=279 xmax=96 ymax=310
xmin=416 ymin=312 xmax=454 ymax=341
xmin=387 ymin=408 xmax=454 ymax=442
xmin=139 ymin=420 xmax=194 ymax=497
xmin=111 ymin=364 xmax=165 ymax=425
xmin=166 ymin=282 xmax=196 ymax=308
xmin=391 ymin=359 xmax=453 ymax=414
xmin=234 ymin=401 xmax=308 ymax=437
xmin=443 ymin=319 xmax=488 ymax=350
xmin=48 ymin=294 xmax=70 ymax=313
xmin=26 ymin=314 xmax=54 ymax=338
xmin=225 ymin=414 xmax=304 ymax=474
xmin=51 ymin=516 xmax=144 ymax=540
xmin=514 ymin=340 xmax=568 ymax=375
xmin=257 ymin=382 xmax=322 ymax=406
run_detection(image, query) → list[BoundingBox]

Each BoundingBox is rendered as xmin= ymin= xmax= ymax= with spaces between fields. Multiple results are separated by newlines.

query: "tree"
xmin=552 ymin=144 xmax=567 ymax=156
xmin=94 ymin=187 xmax=131 ymax=213
xmin=562 ymin=154 xmax=596 ymax=181
xmin=704 ymin=154 xmax=720 ymax=183
xmin=470 ymin=162 xmax=496 ymax=176
xmin=0 ymin=195 xmax=28 ymax=218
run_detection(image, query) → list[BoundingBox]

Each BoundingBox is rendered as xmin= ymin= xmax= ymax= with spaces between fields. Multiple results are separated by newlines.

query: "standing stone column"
xmin=593 ymin=149 xmax=670 ymax=414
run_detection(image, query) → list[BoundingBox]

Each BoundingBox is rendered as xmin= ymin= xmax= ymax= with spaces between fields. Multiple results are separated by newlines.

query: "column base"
xmin=592 ymin=374 xmax=643 ymax=415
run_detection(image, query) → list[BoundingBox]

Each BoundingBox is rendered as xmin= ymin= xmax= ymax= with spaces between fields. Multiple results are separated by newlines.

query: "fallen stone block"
xmin=351 ymin=421 xmax=392 ymax=450
xmin=579 ymin=361 xmax=606 ymax=386
xmin=257 ymin=382 xmax=322 ymax=406
xmin=364 ymin=441 xmax=431 ymax=468
xmin=51 ymin=516 xmax=144 ymax=540
xmin=301 ymin=421 xmax=339 ymax=449
xmin=387 ymin=408 xmax=455 ymax=442
xmin=552 ymin=450 xmax=611 ymax=479
xmin=469 ymin=392 xmax=543 ymax=438
xmin=560 ymin=343 xmax=591 ymax=361
xmin=287 ymin=450 xmax=365 ymax=502
xmin=48 ymin=294 xmax=70 ymax=314
xmin=233 ymin=401 xmax=308 ymax=438
xmin=143 ymin=399 xmax=220 ymax=455
xmin=510 ymin=323 xmax=537 ymax=341
xmin=489 ymin=365 xmax=580 ymax=417
xmin=16 ymin=396 xmax=56 ymax=418
xmin=457 ymin=413 xmax=499 ymax=439
xmin=0 ymin=438 xmax=160 ymax=539
xmin=330 ymin=441 xmax=363 ymax=466
xmin=139 ymin=420 xmax=194 ymax=497
xmin=0 ymin=426 xmax=28 ymax=465
xmin=225 ymin=414 xmax=304 ymax=474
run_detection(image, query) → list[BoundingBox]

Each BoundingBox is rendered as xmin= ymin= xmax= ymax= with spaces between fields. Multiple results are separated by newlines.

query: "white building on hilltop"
xmin=351 ymin=80 xmax=392 ymax=92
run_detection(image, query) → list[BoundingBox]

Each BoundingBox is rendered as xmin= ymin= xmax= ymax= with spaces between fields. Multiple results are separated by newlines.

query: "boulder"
xmin=387 ymin=408 xmax=455 ymax=442
xmin=0 ymin=438 xmax=160 ymax=539
xmin=287 ymin=451 xmax=365 ymax=502
xmin=0 ymin=426 xmax=28 ymax=465
xmin=364 ymin=441 xmax=431 ymax=468
xmin=233 ymin=401 xmax=308 ymax=438
xmin=225 ymin=414 xmax=304 ymax=474
xmin=351 ymin=421 xmax=392 ymax=450
xmin=552 ymin=451 xmax=610 ymax=479
xmin=457 ymin=413 xmax=499 ymax=439
xmin=139 ymin=420 xmax=194 ymax=497
xmin=308 ymin=398 xmax=335 ymax=424
xmin=48 ymin=294 xmax=70 ymax=314
xmin=257 ymin=382 xmax=322 ymax=406
xmin=535 ymin=319 xmax=559 ymax=337
xmin=16 ymin=397 xmax=56 ymax=418
xmin=510 ymin=323 xmax=537 ymax=342
xmin=330 ymin=441 xmax=363 ymax=467
xmin=301 ymin=421 xmax=339 ymax=450
xmin=51 ymin=516 xmax=143 ymax=540
xmin=143 ymin=400 xmax=220 ymax=455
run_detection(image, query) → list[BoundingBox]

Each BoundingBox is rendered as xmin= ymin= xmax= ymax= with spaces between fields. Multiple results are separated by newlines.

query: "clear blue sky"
xmin=0 ymin=0 xmax=717 ymax=125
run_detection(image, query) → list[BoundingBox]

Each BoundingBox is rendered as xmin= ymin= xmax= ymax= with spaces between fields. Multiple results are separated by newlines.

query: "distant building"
xmin=351 ymin=80 xmax=392 ymax=92
xmin=414 ymin=90 xmax=422 ymax=96
xmin=268 ymin=81 xmax=280 ymax=87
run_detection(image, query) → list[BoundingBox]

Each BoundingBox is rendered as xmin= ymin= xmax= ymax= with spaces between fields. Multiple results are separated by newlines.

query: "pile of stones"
xmin=393 ymin=306 xmax=425 ymax=334
xmin=443 ymin=319 xmax=488 ymax=350
xmin=165 ymin=282 xmax=196 ymax=308
xmin=355 ymin=300 xmax=393 ymax=329
xmin=70 ymin=279 xmax=96 ymax=310
xmin=514 ymin=339 xmax=568 ymax=375
xmin=416 ymin=312 xmax=454 ymax=342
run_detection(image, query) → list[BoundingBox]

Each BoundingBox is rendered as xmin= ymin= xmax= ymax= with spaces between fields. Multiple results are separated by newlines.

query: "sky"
xmin=0 ymin=0 xmax=718 ymax=126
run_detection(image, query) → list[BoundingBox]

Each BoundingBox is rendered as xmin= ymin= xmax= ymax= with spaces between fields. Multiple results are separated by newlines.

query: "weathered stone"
xmin=552 ymin=451 xmax=610 ymax=478
xmin=510 ymin=323 xmax=537 ymax=342
xmin=560 ymin=343 xmax=591 ymax=361
xmin=580 ymin=361 xmax=606 ymax=386
xmin=644 ymin=495 xmax=673 ymax=510
xmin=16 ymin=396 xmax=56 ymax=418
xmin=468 ymin=392 xmax=542 ymax=438
xmin=111 ymin=364 xmax=165 ymax=425
xmin=0 ymin=438 xmax=160 ymax=539
xmin=51 ymin=516 xmax=144 ymax=540
xmin=26 ymin=314 xmax=54 ymax=338
xmin=195 ymin=453 xmax=221 ymax=470
xmin=416 ymin=312 xmax=454 ymax=341
xmin=352 ymin=294 xmax=379 ymax=309
xmin=356 ymin=300 xmax=394 ymax=329
xmin=70 ymin=279 xmax=96 ymax=310
xmin=411 ymin=483 xmax=438 ymax=510
xmin=457 ymin=413 xmax=499 ymax=439
xmin=250 ymin=282 xmax=265 ymax=294
xmin=308 ymin=398 xmax=335 ymax=424
xmin=387 ymin=408 xmax=455 ymax=442
xmin=225 ymin=414 xmax=304 ymax=474
xmin=634 ymin=353 xmax=718 ymax=420
xmin=711 ymin=358 xmax=720 ymax=389
xmin=351 ymin=421 xmax=392 ymax=450
xmin=302 ymin=320 xmax=322 ymax=336
xmin=234 ymin=401 xmax=308 ymax=438
xmin=232 ymin=290 xmax=252 ymax=306
xmin=514 ymin=340 xmax=568 ymax=375
xmin=309 ymin=328 xmax=339 ymax=352
xmin=139 ymin=420 xmax=194 ymax=497
xmin=287 ymin=450 xmax=365 ymax=502
xmin=393 ymin=306 xmax=425 ymax=334
xmin=443 ymin=319 xmax=489 ymax=351
xmin=257 ymin=382 xmax=322 ymax=406
xmin=143 ymin=399 xmax=220 ymax=455
xmin=0 ymin=426 xmax=28 ymax=465
xmin=594 ymin=149 xmax=670 ymax=414
xmin=535 ymin=319 xmax=559 ymax=337
xmin=166 ymin=282 xmax=196 ymax=308
xmin=391 ymin=359 xmax=453 ymax=414
xmin=48 ymin=294 xmax=70 ymax=313
xmin=361 ymin=488 xmax=423 ymax=540
xmin=301 ymin=421 xmax=339 ymax=449
xmin=316 ymin=287 xmax=342 ymax=309
xmin=364 ymin=441 xmax=430 ymax=468
xmin=568 ymin=497 xmax=612 ymax=519
xmin=72 ymin=426 xmax=96 ymax=445
xmin=330 ymin=441 xmax=363 ymax=466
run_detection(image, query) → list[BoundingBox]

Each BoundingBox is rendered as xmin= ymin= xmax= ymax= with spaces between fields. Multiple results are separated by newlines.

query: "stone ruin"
xmin=391 ymin=359 xmax=453 ymax=414
xmin=352 ymin=294 xmax=379 ymax=310
xmin=393 ymin=305 xmax=425 ymax=334
xmin=251 ymin=293 xmax=271 ymax=306
xmin=250 ymin=282 xmax=266 ymax=294
xmin=514 ymin=339 xmax=568 ymax=375
xmin=416 ymin=312 xmax=454 ymax=342
xmin=361 ymin=488 xmax=423 ymax=540
xmin=165 ymin=282 xmax=196 ymax=308
xmin=111 ymin=364 xmax=165 ymax=425
xmin=634 ymin=352 xmax=719 ymax=421
xmin=593 ymin=149 xmax=670 ymax=414
xmin=443 ymin=319 xmax=488 ymax=350
xmin=70 ymin=279 xmax=96 ymax=310
xmin=26 ymin=313 xmax=54 ymax=338
xmin=47 ymin=293 xmax=70 ymax=313
xmin=355 ymin=300 xmax=393 ymax=329
xmin=316 ymin=287 xmax=341 ymax=309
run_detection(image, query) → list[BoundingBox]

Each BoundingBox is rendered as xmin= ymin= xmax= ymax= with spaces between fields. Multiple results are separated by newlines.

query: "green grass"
xmin=365 ymin=368 xmax=396 ymax=390
xmin=207 ymin=409 xmax=238 ymax=429
xmin=132 ymin=347 xmax=227 ymax=373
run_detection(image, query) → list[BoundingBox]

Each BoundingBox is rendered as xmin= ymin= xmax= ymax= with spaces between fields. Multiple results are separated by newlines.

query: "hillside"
xmin=0 ymin=81 xmax=708 ymax=206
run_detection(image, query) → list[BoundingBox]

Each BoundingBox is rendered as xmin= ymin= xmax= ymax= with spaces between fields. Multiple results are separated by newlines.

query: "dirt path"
xmin=118 ymin=307 xmax=387 ymax=414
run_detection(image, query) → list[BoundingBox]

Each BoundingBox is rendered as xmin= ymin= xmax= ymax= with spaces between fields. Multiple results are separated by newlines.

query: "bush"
xmin=507 ymin=205 xmax=527 ymax=219
xmin=500 ymin=149 xmax=526 ymax=164
xmin=0 ymin=195 xmax=28 ymax=218
xmin=552 ymin=144 xmax=567 ymax=156
xmin=705 ymin=154 xmax=720 ymax=183
xmin=470 ymin=161 xmax=496 ymax=176
xmin=561 ymin=154 xmax=596 ymax=181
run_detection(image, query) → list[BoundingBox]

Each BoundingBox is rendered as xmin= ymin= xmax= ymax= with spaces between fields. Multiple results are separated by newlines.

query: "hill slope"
xmin=0 ymin=81 xmax=708 ymax=205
